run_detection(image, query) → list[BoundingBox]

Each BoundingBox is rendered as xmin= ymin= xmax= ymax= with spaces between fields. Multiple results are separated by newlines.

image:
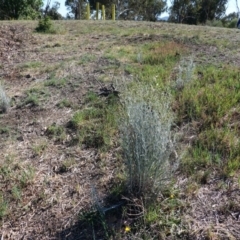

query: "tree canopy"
xmin=126 ymin=0 xmax=167 ymax=21
xmin=65 ymin=0 xmax=167 ymax=21
xmin=0 ymin=0 xmax=43 ymax=20
xmin=65 ymin=0 xmax=83 ymax=19
xmin=45 ymin=1 xmax=63 ymax=19
xmin=169 ymin=0 xmax=228 ymax=24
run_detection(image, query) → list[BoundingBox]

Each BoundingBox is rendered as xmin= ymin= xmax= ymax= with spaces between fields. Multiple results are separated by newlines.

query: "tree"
xmin=89 ymin=0 xmax=112 ymax=7
xmin=65 ymin=0 xmax=86 ymax=19
xmin=169 ymin=0 xmax=198 ymax=24
xmin=235 ymin=0 xmax=239 ymax=17
xmin=107 ymin=0 xmax=167 ymax=21
xmin=45 ymin=1 xmax=63 ymax=19
xmin=88 ymin=0 xmax=113 ymax=19
xmin=169 ymin=0 xmax=228 ymax=24
xmin=221 ymin=11 xmax=238 ymax=27
xmin=65 ymin=0 xmax=167 ymax=21
xmin=44 ymin=0 xmax=52 ymax=16
xmin=0 ymin=0 xmax=43 ymax=20
xmin=198 ymin=0 xmax=228 ymax=23
xmin=128 ymin=0 xmax=167 ymax=21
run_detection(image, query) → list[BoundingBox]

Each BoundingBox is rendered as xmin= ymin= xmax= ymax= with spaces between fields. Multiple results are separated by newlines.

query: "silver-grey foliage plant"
xmin=120 ymin=84 xmax=174 ymax=198
xmin=0 ymin=82 xmax=10 ymax=113
xmin=175 ymin=57 xmax=195 ymax=90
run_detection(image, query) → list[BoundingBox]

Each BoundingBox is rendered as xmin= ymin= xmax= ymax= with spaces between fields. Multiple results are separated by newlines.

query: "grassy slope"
xmin=0 ymin=20 xmax=240 ymax=239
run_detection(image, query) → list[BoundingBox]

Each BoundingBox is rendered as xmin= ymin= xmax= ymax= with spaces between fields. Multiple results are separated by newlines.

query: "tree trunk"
xmin=74 ymin=0 xmax=82 ymax=19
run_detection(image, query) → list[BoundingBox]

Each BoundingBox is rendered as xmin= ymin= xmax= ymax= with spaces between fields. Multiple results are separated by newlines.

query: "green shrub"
xmin=226 ymin=18 xmax=238 ymax=28
xmin=35 ymin=17 xmax=54 ymax=33
xmin=205 ymin=20 xmax=223 ymax=28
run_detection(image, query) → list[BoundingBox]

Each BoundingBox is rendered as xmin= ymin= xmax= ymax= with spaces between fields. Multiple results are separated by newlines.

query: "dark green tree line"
xmin=0 ymin=0 xmax=43 ymax=20
xmin=169 ymin=0 xmax=228 ymax=24
xmin=198 ymin=0 xmax=228 ymax=23
xmin=65 ymin=0 xmax=167 ymax=21
xmin=126 ymin=0 xmax=167 ymax=21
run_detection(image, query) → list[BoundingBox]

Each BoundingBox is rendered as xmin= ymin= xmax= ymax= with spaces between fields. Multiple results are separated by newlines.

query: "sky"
xmin=43 ymin=0 xmax=238 ymax=18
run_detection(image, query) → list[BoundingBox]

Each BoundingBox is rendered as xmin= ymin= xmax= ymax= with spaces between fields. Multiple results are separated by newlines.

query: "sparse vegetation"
xmin=44 ymin=78 xmax=67 ymax=88
xmin=32 ymin=141 xmax=48 ymax=156
xmin=176 ymin=66 xmax=240 ymax=178
xmin=67 ymin=92 xmax=119 ymax=149
xmin=0 ymin=126 xmax=10 ymax=135
xmin=19 ymin=61 xmax=42 ymax=69
xmin=0 ymin=20 xmax=240 ymax=240
xmin=45 ymin=123 xmax=66 ymax=142
xmin=18 ymin=87 xmax=50 ymax=108
xmin=56 ymin=98 xmax=72 ymax=108
xmin=78 ymin=54 xmax=96 ymax=65
xmin=0 ymin=194 xmax=8 ymax=220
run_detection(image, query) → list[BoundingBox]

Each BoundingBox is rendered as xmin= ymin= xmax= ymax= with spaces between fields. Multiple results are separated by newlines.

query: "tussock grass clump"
xmin=120 ymin=83 xmax=175 ymax=199
xmin=45 ymin=123 xmax=66 ymax=142
xmin=18 ymin=87 xmax=50 ymax=108
xmin=56 ymin=99 xmax=72 ymax=108
xmin=0 ymin=82 xmax=10 ymax=113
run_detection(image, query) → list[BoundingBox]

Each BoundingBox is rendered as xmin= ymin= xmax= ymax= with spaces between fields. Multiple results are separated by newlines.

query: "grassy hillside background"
xmin=0 ymin=20 xmax=240 ymax=239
